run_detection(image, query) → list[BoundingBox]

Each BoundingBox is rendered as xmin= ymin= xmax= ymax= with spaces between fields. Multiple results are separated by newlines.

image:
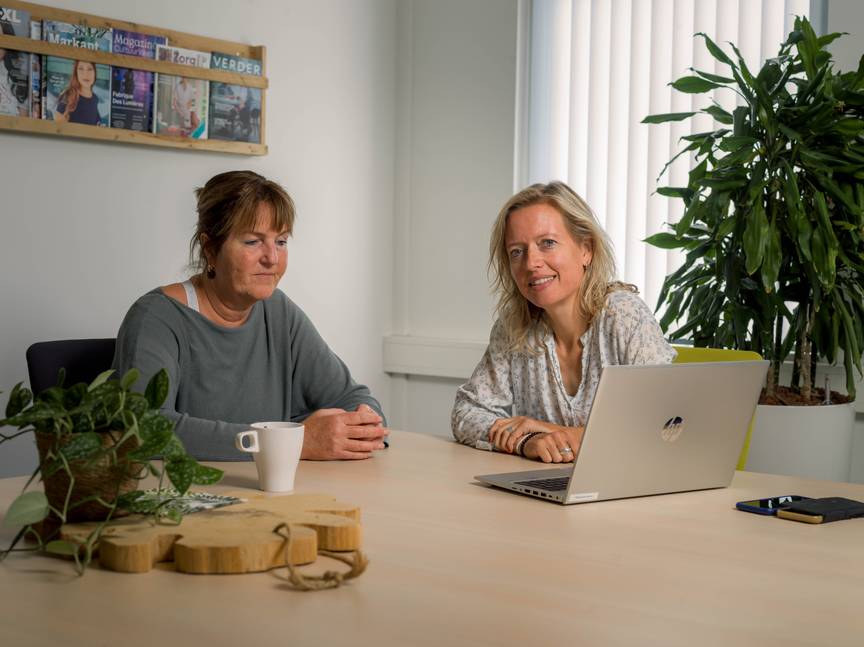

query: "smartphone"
xmin=776 ymin=497 xmax=864 ymax=524
xmin=735 ymin=495 xmax=810 ymax=515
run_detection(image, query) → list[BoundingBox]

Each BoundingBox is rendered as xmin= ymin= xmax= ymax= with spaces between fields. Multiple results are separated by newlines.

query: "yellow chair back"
xmin=672 ymin=345 xmax=763 ymax=470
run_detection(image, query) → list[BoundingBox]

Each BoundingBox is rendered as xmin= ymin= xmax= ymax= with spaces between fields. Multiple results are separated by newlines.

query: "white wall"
xmin=826 ymin=0 xmax=864 ymax=71
xmin=387 ymin=0 xmax=519 ymax=437
xmin=0 ymin=0 xmax=397 ymax=476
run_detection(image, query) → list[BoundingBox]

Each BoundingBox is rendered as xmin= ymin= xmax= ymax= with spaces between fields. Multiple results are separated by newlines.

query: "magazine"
xmin=209 ymin=52 xmax=261 ymax=143
xmin=41 ymin=20 xmax=112 ymax=126
xmin=153 ymin=44 xmax=209 ymax=139
xmin=155 ymin=43 xmax=210 ymax=68
xmin=110 ymin=29 xmax=165 ymax=132
xmin=0 ymin=5 xmax=31 ymax=117
xmin=29 ymin=18 xmax=40 ymax=119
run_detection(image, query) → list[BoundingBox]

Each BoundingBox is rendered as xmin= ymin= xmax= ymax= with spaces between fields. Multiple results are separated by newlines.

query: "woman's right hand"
xmin=523 ymin=427 xmax=584 ymax=463
xmin=301 ymin=406 xmax=388 ymax=460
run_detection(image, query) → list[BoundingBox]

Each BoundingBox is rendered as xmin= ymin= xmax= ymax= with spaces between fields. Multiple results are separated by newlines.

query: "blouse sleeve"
xmin=602 ymin=290 xmax=677 ymax=365
xmin=451 ymin=320 xmax=514 ymax=451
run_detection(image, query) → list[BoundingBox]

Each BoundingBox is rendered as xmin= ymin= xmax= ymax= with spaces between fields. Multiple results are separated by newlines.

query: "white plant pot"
xmin=746 ymin=401 xmax=855 ymax=481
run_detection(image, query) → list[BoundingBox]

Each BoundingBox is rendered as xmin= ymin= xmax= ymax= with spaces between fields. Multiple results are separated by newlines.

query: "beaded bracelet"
xmin=515 ymin=431 xmax=543 ymax=457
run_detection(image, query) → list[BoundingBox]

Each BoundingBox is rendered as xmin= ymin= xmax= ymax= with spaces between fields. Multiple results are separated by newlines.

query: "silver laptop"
xmin=475 ymin=360 xmax=769 ymax=504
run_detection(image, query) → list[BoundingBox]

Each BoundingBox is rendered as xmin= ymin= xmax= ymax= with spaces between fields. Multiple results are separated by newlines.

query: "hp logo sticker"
xmin=661 ymin=416 xmax=684 ymax=442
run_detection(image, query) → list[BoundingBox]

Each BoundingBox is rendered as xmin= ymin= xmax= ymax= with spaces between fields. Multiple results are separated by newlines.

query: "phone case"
xmin=735 ymin=495 xmax=809 ymax=515
xmin=776 ymin=497 xmax=864 ymax=524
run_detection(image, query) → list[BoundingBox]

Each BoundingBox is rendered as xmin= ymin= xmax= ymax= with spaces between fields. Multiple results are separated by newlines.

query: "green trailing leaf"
xmin=87 ymin=369 xmax=114 ymax=392
xmin=145 ymin=369 xmax=170 ymax=409
xmin=4 ymin=383 xmax=31 ymax=418
xmin=166 ymin=456 xmax=197 ymax=495
xmin=138 ymin=409 xmax=174 ymax=436
xmin=3 ymin=491 xmax=49 ymax=527
xmin=128 ymin=427 xmax=174 ymax=460
xmin=59 ymin=432 xmax=102 ymax=462
xmin=162 ymin=436 xmax=187 ymax=459
xmin=45 ymin=540 xmax=80 ymax=556
xmin=191 ymin=464 xmax=224 ymax=486
xmin=120 ymin=368 xmax=140 ymax=391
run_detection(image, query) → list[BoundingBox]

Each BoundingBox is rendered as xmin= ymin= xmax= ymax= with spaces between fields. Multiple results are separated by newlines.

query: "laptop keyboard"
xmin=514 ymin=477 xmax=570 ymax=491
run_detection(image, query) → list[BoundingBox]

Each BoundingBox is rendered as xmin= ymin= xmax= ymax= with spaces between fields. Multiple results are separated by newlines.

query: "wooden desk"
xmin=1 ymin=430 xmax=863 ymax=646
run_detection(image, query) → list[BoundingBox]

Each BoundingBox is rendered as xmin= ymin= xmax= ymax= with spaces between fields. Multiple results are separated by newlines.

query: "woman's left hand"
xmin=523 ymin=428 xmax=584 ymax=463
xmin=488 ymin=416 xmax=567 ymax=454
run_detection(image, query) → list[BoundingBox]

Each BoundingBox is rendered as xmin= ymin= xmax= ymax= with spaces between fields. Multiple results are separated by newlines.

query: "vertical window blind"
xmin=523 ymin=0 xmax=810 ymax=316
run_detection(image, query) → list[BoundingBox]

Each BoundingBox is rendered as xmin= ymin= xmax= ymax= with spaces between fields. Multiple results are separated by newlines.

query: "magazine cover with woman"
xmin=41 ymin=21 xmax=112 ymax=126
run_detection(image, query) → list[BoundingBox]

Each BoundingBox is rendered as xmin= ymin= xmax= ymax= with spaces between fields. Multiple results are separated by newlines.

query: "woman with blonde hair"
xmin=451 ymin=181 xmax=674 ymax=463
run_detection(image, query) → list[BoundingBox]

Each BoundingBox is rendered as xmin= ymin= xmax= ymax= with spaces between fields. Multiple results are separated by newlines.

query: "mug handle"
xmin=235 ymin=430 xmax=259 ymax=453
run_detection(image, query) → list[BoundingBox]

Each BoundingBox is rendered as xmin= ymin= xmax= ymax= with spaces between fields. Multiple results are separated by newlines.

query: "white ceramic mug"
xmin=234 ymin=421 xmax=304 ymax=492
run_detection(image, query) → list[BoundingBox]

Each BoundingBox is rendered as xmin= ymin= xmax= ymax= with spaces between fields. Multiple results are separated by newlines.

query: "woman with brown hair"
xmin=114 ymin=170 xmax=388 ymax=461
xmin=451 ymin=181 xmax=674 ymax=463
xmin=54 ymin=60 xmax=101 ymax=125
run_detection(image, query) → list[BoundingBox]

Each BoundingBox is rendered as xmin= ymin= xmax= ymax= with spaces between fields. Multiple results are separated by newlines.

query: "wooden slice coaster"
xmin=60 ymin=492 xmax=362 ymax=574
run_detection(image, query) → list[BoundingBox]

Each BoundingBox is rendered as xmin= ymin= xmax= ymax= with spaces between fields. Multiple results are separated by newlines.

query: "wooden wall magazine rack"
xmin=0 ymin=0 xmax=268 ymax=155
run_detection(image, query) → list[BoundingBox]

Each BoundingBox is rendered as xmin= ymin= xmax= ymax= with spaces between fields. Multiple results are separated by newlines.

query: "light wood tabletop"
xmin=1 ymin=429 xmax=863 ymax=647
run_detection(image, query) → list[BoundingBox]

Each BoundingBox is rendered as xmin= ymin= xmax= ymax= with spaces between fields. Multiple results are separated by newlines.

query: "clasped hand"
xmin=301 ymin=404 xmax=388 ymax=460
xmin=488 ymin=416 xmax=584 ymax=463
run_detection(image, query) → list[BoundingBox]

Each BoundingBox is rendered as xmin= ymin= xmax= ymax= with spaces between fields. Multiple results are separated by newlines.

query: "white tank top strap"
xmin=181 ymin=279 xmax=200 ymax=313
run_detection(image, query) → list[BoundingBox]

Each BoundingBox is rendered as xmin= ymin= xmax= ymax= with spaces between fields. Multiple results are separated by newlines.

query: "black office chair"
xmin=26 ymin=339 xmax=117 ymax=395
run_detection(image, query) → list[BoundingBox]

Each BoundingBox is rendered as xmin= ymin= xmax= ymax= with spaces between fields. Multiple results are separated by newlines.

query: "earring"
xmin=206 ymin=265 xmax=216 ymax=279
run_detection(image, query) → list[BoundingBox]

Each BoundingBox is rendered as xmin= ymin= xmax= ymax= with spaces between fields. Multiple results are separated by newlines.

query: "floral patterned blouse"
xmin=451 ymin=289 xmax=676 ymax=450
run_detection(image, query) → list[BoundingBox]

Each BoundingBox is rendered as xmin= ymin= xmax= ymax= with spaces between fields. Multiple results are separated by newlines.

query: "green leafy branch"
xmin=643 ymin=16 xmax=864 ymax=401
xmin=0 ymin=368 xmax=222 ymax=573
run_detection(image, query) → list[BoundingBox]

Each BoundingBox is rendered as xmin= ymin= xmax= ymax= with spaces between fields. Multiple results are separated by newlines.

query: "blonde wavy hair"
xmin=489 ymin=181 xmax=634 ymax=353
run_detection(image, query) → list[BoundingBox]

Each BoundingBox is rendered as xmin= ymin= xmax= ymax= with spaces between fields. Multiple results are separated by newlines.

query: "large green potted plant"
xmin=0 ymin=368 xmax=223 ymax=572
xmin=643 ymin=17 xmax=864 ymax=479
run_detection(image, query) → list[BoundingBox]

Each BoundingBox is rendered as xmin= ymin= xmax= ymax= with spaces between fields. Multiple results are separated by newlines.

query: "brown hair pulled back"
xmin=190 ymin=170 xmax=296 ymax=274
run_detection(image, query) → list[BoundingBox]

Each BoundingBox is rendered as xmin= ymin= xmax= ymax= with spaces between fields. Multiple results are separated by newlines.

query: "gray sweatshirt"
xmin=113 ymin=288 xmax=384 ymax=460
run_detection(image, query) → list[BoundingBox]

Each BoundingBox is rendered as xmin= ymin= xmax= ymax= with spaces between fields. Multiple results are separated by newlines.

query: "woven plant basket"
xmin=35 ymin=430 xmax=143 ymax=523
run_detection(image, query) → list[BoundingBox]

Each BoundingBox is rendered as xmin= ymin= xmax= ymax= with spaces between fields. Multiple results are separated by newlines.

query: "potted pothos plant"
xmin=0 ymin=368 xmax=223 ymax=572
xmin=642 ymin=17 xmax=864 ymax=478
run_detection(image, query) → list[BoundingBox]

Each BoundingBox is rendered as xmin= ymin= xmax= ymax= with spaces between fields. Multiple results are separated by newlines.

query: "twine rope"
xmin=273 ymin=522 xmax=368 ymax=591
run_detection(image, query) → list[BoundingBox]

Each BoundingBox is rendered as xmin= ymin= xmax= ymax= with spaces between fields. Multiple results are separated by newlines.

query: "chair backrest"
xmin=673 ymin=346 xmax=763 ymax=364
xmin=26 ymin=339 xmax=117 ymax=395
xmin=672 ymin=345 xmax=763 ymax=470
